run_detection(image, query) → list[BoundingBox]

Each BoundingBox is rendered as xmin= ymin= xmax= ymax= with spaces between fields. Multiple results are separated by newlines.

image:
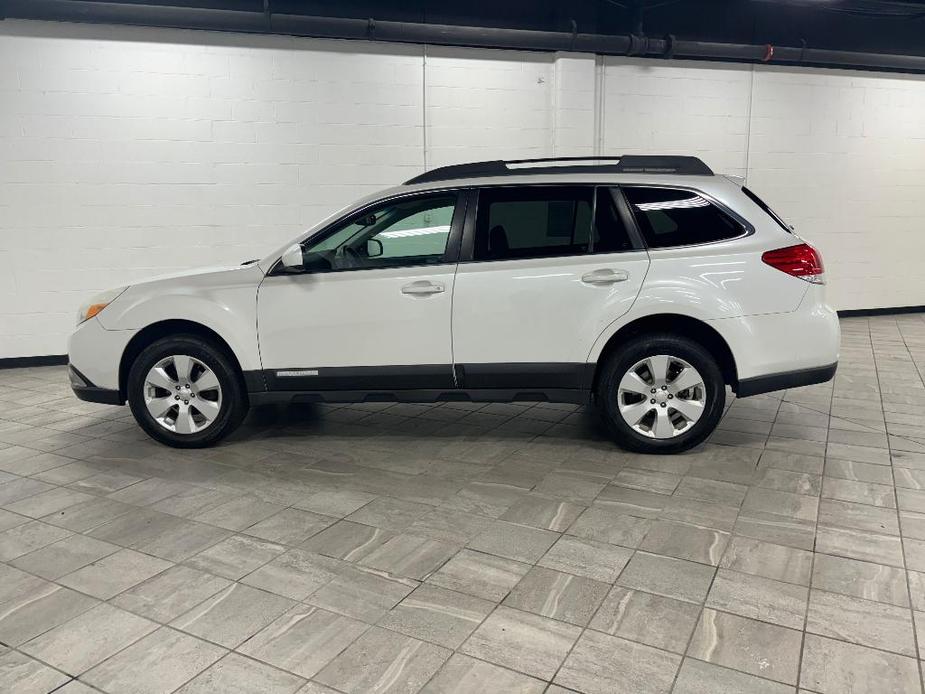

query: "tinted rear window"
xmin=472 ymin=186 xmax=638 ymax=261
xmin=474 ymin=186 xmax=594 ymax=261
xmin=623 ymin=187 xmax=745 ymax=249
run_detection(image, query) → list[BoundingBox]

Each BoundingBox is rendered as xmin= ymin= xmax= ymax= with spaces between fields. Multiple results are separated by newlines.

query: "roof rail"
xmin=404 ymin=155 xmax=713 ymax=185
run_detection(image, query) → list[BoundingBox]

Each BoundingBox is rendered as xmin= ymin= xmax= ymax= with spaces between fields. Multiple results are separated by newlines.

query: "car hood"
xmin=129 ymin=263 xmax=257 ymax=286
xmin=96 ymin=261 xmax=265 ymax=332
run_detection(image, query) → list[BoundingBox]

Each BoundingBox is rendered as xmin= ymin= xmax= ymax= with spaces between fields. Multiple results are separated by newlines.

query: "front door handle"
xmin=581 ymin=269 xmax=629 ymax=285
xmin=401 ymin=280 xmax=445 ymax=295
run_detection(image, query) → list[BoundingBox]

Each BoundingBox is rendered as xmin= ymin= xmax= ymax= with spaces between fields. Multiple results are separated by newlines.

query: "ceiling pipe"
xmin=3 ymin=0 xmax=925 ymax=74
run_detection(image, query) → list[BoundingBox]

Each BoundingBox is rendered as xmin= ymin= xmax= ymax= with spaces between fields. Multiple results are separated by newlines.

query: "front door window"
xmin=300 ymin=194 xmax=457 ymax=272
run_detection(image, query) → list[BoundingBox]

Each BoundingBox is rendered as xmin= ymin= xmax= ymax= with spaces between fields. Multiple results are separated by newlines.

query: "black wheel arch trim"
xmin=590 ymin=315 xmax=739 ymax=394
xmin=118 ymin=320 xmax=249 ymax=402
xmin=735 ymin=362 xmax=837 ymax=398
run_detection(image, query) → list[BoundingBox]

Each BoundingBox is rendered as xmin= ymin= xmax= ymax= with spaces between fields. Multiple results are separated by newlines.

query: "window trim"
xmin=458 ymin=184 xmax=646 ymax=264
xmin=620 ymin=184 xmax=754 ymax=252
xmin=742 ymin=186 xmax=793 ymax=234
xmin=602 ymin=186 xmax=647 ymax=254
xmin=268 ymin=188 xmax=469 ymax=276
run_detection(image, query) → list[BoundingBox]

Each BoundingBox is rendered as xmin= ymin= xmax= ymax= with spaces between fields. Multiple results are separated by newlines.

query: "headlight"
xmin=76 ymin=287 xmax=128 ymax=325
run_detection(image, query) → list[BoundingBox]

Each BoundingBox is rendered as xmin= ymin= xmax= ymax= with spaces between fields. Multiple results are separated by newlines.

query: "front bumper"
xmin=69 ymin=365 xmax=124 ymax=405
xmin=68 ymin=316 xmax=135 ymax=403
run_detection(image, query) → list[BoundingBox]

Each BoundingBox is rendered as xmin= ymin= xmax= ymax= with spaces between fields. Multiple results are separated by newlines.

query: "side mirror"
xmin=280 ymin=243 xmax=303 ymax=271
xmin=366 ymin=238 xmax=383 ymax=258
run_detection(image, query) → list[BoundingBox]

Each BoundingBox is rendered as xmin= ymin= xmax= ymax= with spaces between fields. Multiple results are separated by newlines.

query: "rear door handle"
xmin=581 ymin=269 xmax=629 ymax=285
xmin=401 ymin=280 xmax=445 ymax=295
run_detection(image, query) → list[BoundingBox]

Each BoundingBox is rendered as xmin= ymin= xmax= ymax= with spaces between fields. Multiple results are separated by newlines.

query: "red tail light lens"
xmin=761 ymin=243 xmax=825 ymax=284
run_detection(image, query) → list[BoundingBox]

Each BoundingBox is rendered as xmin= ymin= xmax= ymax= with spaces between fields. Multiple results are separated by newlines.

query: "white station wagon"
xmin=68 ymin=156 xmax=840 ymax=453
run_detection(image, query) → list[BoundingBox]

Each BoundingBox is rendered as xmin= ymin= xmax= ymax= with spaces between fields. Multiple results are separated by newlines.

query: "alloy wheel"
xmin=616 ymin=354 xmax=706 ymax=439
xmin=143 ymin=354 xmax=222 ymax=434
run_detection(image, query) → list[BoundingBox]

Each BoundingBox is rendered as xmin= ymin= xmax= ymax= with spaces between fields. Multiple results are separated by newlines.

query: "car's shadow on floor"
xmin=226 ymin=401 xmax=615 ymax=446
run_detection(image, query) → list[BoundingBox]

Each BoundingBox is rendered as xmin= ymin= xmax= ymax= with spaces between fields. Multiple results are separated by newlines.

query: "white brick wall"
xmin=424 ymin=46 xmax=555 ymax=168
xmin=0 ymin=23 xmax=426 ymax=358
xmin=1 ymin=20 xmax=923 ymax=357
xmin=601 ymin=58 xmax=753 ymax=177
xmin=550 ymin=53 xmax=597 ymax=156
xmin=748 ymin=66 xmax=925 ymax=311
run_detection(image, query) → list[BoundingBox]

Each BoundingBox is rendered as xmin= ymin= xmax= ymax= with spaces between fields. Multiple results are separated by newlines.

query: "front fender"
xmin=98 ymin=265 xmax=263 ymax=372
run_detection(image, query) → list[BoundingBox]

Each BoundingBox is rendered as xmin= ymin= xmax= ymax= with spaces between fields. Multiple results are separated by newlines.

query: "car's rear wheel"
xmin=596 ymin=333 xmax=725 ymax=453
xmin=127 ymin=335 xmax=248 ymax=448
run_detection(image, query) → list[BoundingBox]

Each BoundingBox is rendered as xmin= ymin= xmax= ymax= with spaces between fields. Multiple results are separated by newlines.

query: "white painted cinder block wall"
xmin=1 ymin=20 xmax=924 ymax=358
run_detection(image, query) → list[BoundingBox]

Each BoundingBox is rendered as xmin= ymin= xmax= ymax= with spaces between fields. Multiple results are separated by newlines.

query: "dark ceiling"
xmin=3 ymin=0 xmax=925 ymax=58
xmin=278 ymin=0 xmax=925 ymax=56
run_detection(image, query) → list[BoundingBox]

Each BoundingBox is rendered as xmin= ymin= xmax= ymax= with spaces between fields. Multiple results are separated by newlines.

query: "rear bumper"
xmin=69 ymin=365 xmax=123 ymax=405
xmin=736 ymin=362 xmax=837 ymax=398
xmin=708 ymin=284 xmax=840 ymax=386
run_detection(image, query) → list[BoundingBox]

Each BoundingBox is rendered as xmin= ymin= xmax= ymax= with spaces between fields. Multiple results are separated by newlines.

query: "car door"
xmin=257 ymin=190 xmax=466 ymax=393
xmin=451 ymin=185 xmax=650 ymax=391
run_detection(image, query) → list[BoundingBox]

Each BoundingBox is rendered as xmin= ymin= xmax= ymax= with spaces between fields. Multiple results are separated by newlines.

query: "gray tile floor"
xmin=0 ymin=315 xmax=924 ymax=693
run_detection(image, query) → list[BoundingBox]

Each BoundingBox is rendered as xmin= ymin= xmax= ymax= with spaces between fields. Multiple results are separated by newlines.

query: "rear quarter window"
xmin=623 ymin=187 xmax=745 ymax=249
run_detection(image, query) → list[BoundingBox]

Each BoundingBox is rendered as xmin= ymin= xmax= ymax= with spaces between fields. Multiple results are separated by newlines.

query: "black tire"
xmin=595 ymin=333 xmax=725 ymax=454
xmin=127 ymin=335 xmax=248 ymax=448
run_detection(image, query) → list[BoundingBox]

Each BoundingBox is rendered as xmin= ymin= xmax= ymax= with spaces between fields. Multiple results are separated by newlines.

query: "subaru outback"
xmin=68 ymin=156 xmax=840 ymax=453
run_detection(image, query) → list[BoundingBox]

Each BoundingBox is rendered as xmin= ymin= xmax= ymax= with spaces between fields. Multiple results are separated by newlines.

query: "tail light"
xmin=761 ymin=243 xmax=825 ymax=284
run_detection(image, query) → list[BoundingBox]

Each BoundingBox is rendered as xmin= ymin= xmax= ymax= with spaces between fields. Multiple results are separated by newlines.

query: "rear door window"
xmin=473 ymin=186 xmax=593 ymax=261
xmin=472 ymin=186 xmax=637 ymax=261
xmin=623 ymin=187 xmax=745 ymax=249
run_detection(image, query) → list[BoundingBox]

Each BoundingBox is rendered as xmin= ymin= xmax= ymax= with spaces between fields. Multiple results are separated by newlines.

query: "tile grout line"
xmin=676 ymin=384 xmax=789 ymax=691
xmin=794 ymin=348 xmax=835 ymax=692
xmin=877 ymin=316 xmax=925 ymax=694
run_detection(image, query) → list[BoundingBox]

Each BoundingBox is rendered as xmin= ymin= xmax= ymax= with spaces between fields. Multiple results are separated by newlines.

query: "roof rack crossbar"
xmin=404 ymin=155 xmax=713 ymax=185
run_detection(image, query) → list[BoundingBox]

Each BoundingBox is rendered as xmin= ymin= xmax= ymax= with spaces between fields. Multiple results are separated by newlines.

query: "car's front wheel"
xmin=596 ymin=333 xmax=725 ymax=454
xmin=127 ymin=335 xmax=248 ymax=448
